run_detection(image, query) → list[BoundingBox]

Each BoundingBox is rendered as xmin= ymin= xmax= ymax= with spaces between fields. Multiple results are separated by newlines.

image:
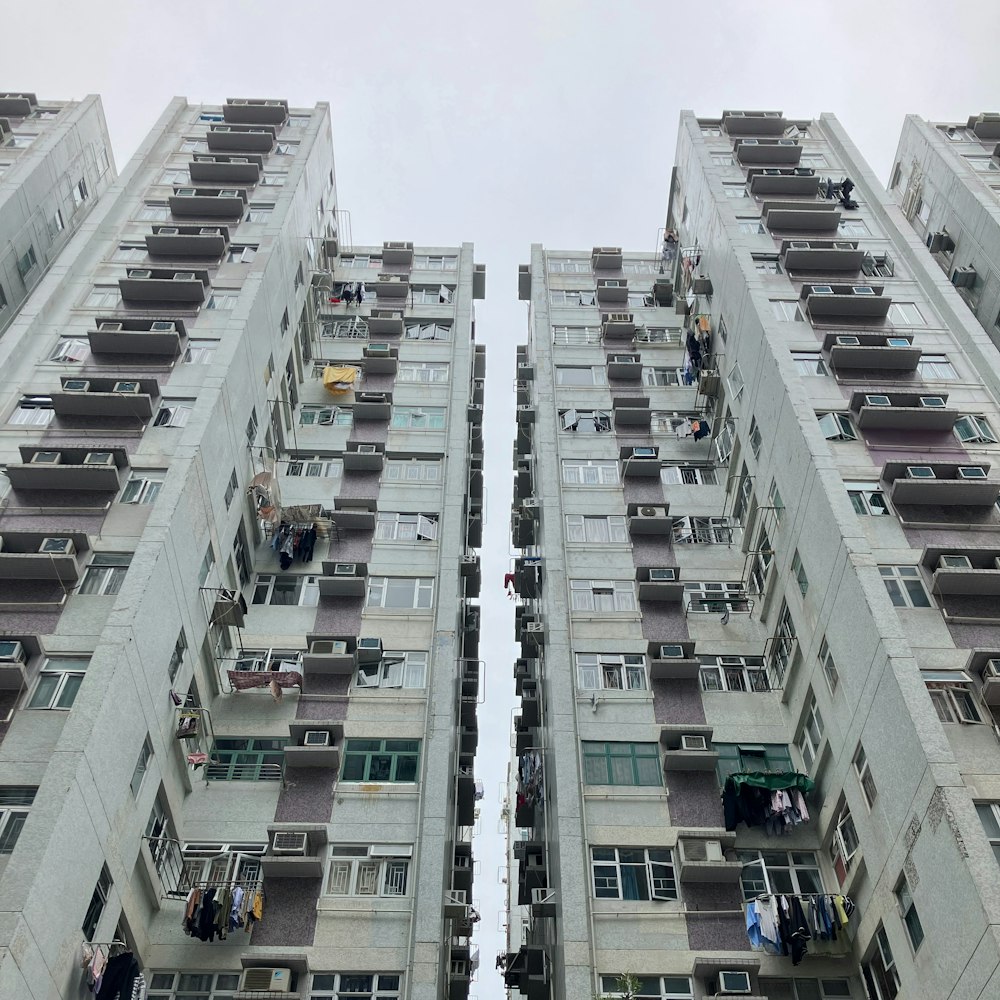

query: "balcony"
xmin=0 ymin=94 xmax=36 ymax=116
xmin=660 ymin=725 xmax=719 ymax=771
xmin=372 ymin=273 xmax=410 ymax=297
xmin=119 ymin=268 xmax=209 ymax=305
xmin=302 ymin=635 xmax=357 ymax=675
xmin=627 ymin=502 xmax=672 ymax=535
xmin=259 ymin=824 xmax=326 ymax=878
xmin=223 ymin=98 xmax=289 ymax=125
xmin=762 ymin=201 xmax=841 ymax=233
xmin=636 ymin=567 xmax=684 ymax=602
xmin=734 ymin=138 xmax=802 ymax=166
xmin=591 ymin=246 xmax=623 ymax=269
xmin=612 ymin=395 xmax=651 ymax=429
xmin=382 ymin=241 xmax=414 ymax=266
xmin=648 ymin=640 xmax=701 ymax=680
xmin=746 ymin=167 xmax=819 ymax=197
xmin=596 ymin=278 xmax=629 ymax=305
xmin=676 ymin=831 xmax=741 ymax=883
xmin=923 ymin=548 xmax=1000 ymax=596
xmin=342 ymin=442 xmax=385 ymax=472
xmin=362 ymin=342 xmax=399 ymax=374
xmin=168 ymin=187 xmax=248 ymax=218
xmin=206 ymin=124 xmax=276 ymax=152
xmin=607 ymin=353 xmax=642 ymax=380
xmin=0 ymin=532 xmax=89 ymax=582
xmin=317 ymin=561 xmax=368 ymax=597
xmin=780 ymin=238 xmax=863 ymax=273
xmin=851 ymin=391 xmax=958 ymax=431
xmin=352 ymin=392 xmax=391 ymax=421
xmin=366 ymin=310 xmax=405 ymax=337
xmin=331 ymin=498 xmax=377 ymax=531
xmin=6 ymin=447 xmax=127 ymax=492
xmin=188 ymin=154 xmax=263 ymax=184
xmin=883 ymin=462 xmax=999 ymax=506
xmin=722 ymin=110 xmax=787 ymax=135
xmin=969 ymin=112 xmax=1000 ymax=141
xmin=51 ymin=377 xmax=157 ymax=419
xmin=283 ymin=722 xmax=343 ymax=768
xmin=145 ymin=225 xmax=229 ymax=258
xmin=825 ymin=332 xmax=921 ymax=371
xmin=801 ymin=283 xmax=891 ymax=321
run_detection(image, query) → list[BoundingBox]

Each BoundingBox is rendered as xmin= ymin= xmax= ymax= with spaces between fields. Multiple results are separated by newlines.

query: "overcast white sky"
xmin=7 ymin=1 xmax=1000 ymax=995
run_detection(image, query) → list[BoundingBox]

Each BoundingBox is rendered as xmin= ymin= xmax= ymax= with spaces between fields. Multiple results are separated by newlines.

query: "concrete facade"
xmin=505 ymin=111 xmax=1000 ymax=1000
xmin=0 ymin=96 xmax=485 ymax=1000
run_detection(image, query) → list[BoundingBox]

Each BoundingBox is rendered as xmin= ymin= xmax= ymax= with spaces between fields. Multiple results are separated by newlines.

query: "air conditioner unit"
xmin=606 ymin=312 xmax=632 ymax=323
xmin=601 ymin=279 xmax=625 ymax=287
xmin=835 ymin=336 xmax=860 ymax=346
xmin=385 ymin=240 xmax=412 ymax=250
xmin=310 ymin=640 xmax=347 ymax=655
xmin=229 ymin=157 xmax=250 ymax=164
xmin=172 ymin=272 xmax=196 ymax=281
xmin=98 ymin=322 xmax=123 ymax=332
xmin=649 ymin=569 xmax=677 ymax=581
xmin=926 ymin=232 xmax=946 ymax=253
xmin=213 ymin=126 xmax=231 ymax=132
xmin=631 ymin=447 xmax=657 ymax=458
xmin=637 ymin=506 xmax=667 ymax=518
xmin=777 ymin=138 xmax=798 ymax=145
xmin=175 ymin=188 xmax=196 ymax=197
xmin=957 ymin=466 xmax=987 ymax=479
xmin=811 ymin=285 xmax=834 ymax=295
xmin=356 ymin=637 xmax=383 ymax=663
xmin=158 ymin=227 xmax=179 ymax=235
xmin=303 ymin=731 xmax=331 ymax=747
xmin=62 ymin=379 xmax=90 ymax=391
xmin=611 ymin=355 xmax=638 ymax=363
xmin=199 ymin=227 xmax=221 ymax=236
xmin=762 ymin=168 xmax=782 ymax=175
xmin=864 ymin=394 xmax=891 ymax=406
xmin=659 ymin=644 xmax=685 ymax=658
xmin=0 ymin=641 xmax=25 ymax=663
xmin=741 ymin=138 xmax=758 ymax=145
xmin=31 ymin=451 xmax=62 ymax=465
xmin=366 ymin=343 xmax=391 ymax=356
xmin=984 ymin=659 xmax=1000 ymax=679
xmin=886 ymin=337 xmax=912 ymax=347
xmin=127 ymin=269 xmax=152 ymax=279
xmin=332 ymin=563 xmax=357 ymax=576
xmin=271 ymin=831 xmax=308 ymax=854
xmin=355 ymin=444 xmax=378 ymax=454
xmin=358 ymin=393 xmax=387 ymax=404
xmin=681 ymin=734 xmax=709 ymax=751
xmin=219 ymin=189 xmax=241 ymax=198
xmin=150 ymin=321 xmax=177 ymax=332
xmin=83 ymin=452 xmax=115 ymax=466
xmin=952 ymin=266 xmax=977 ymax=288
xmin=853 ymin=285 xmax=876 ymax=295
xmin=906 ymin=466 xmax=936 ymax=479
xmin=788 ymin=241 xmax=811 ymax=249
xmin=717 ymin=970 xmax=753 ymax=995
xmin=832 ymin=241 xmax=856 ymax=250
xmin=520 ymin=498 xmax=541 ymax=509
xmin=113 ymin=381 xmax=141 ymax=393
xmin=939 ymin=554 xmax=972 ymax=569
xmin=702 ymin=839 xmax=725 ymax=862
xmin=239 ymin=968 xmax=292 ymax=994
xmin=38 ymin=537 xmax=74 ymax=555
xmin=919 ymin=396 xmax=946 ymax=408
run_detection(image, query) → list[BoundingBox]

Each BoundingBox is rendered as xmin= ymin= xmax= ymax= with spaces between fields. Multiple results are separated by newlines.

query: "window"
xmin=138 ymin=202 xmax=170 ymax=221
xmin=366 ymin=577 xmax=434 ymax=610
xmin=569 ymin=579 xmax=637 ymax=613
xmin=0 ymin=787 xmax=37 ymax=855
xmin=559 ymin=408 xmax=611 ymax=433
xmin=752 ymin=254 xmax=782 ymax=274
xmin=131 ymin=735 xmax=154 ymax=796
xmin=245 ymin=409 xmax=258 ymax=444
xmin=225 ymin=244 xmax=257 ymax=263
xmin=791 ymin=550 xmax=808 ymax=596
xmin=847 ymin=481 xmax=889 ymax=516
xmin=576 ymin=653 xmax=647 ymax=691
xmin=853 ymin=743 xmax=877 ymax=808
xmin=410 ymin=285 xmax=454 ymax=304
xmin=895 ymin=876 xmax=924 ymax=950
xmin=49 ymin=337 xmax=89 ymax=362
xmin=49 ymin=209 xmax=66 ymax=237
xmin=167 ymin=630 xmax=186 ymax=684
xmin=82 ymin=864 xmax=112 ymax=941
xmin=390 ymin=406 xmax=445 ymax=429
xmin=300 ymin=405 xmax=352 ymax=427
xmin=582 ymin=741 xmax=661 ymax=786
xmin=622 ymin=259 xmax=657 ymax=275
xmin=829 ymin=800 xmax=859 ymax=883
xmin=403 ymin=321 xmax=451 ymax=341
xmin=555 ymin=365 xmax=607 ymax=386
xmin=17 ymin=247 xmax=38 ymax=280
xmin=180 ymin=138 xmax=209 ymax=152
xmin=591 ymin=847 xmax=676 ymax=900
xmin=412 ymin=254 xmax=458 ymax=270
xmin=770 ymin=603 xmax=798 ymax=683
xmin=562 ymin=459 xmax=620 ymax=485
xmin=975 ymin=802 xmax=1000 ymax=863
xmin=954 ymin=414 xmax=998 ymax=444
xmin=684 ymin=581 xmax=751 ymax=614
xmin=964 ymin=154 xmax=1000 ymax=172
xmin=916 ymin=354 xmax=957 ymax=379
xmin=374 ymin=512 xmax=438 ymax=541
xmin=792 ymin=351 xmax=827 ymax=376
xmin=738 ymin=850 xmax=822 ymax=900
xmin=396 ymin=361 xmax=449 ymax=383
xmin=275 ymin=142 xmax=298 ymax=155
xmin=260 ymin=171 xmax=287 ymax=187
xmin=245 ymin=204 xmax=273 ymax=222
xmin=383 ymin=459 xmax=440 ymax=483
xmin=341 ymin=739 xmax=420 ymax=782
xmin=206 ymin=290 xmax=239 ymax=309
xmin=880 ymin=565 xmax=931 ymax=608
xmin=198 ymin=544 xmax=215 ymax=588
xmin=310 ymin=974 xmax=403 ymax=1000
xmin=700 ymin=656 xmax=769 ymax=693
xmin=759 ymin=979 xmax=852 ymax=1000
xmin=550 ymin=288 xmax=597 ymax=305
xmin=748 ymin=417 xmax=762 ymax=458
xmin=552 ymin=325 xmax=601 ymax=345
xmin=661 ymin=465 xmax=717 ymax=485
xmin=72 ymin=178 xmax=89 ymax=207
xmin=159 ymin=169 xmax=189 ymax=185
xmin=672 ymin=516 xmax=734 ymax=544
xmin=723 ymin=183 xmax=748 ymax=198
xmin=565 ymin=515 xmax=628 ymax=544
xmin=154 ymin=402 xmax=193 ymax=428
xmin=818 ymin=637 xmax=839 ymax=695
xmin=863 ymin=252 xmax=895 ymax=278
xmin=925 ymin=674 xmax=982 ymax=724
xmin=771 ymin=299 xmax=803 ymax=321
xmin=887 ymin=301 xmax=924 ymax=325
xmin=26 ymin=657 xmax=90 ymax=710
xmin=547 ymin=257 xmax=592 ymax=273
xmin=121 ymin=473 xmax=164 ymax=504
xmin=797 ymin=694 xmax=824 ymax=770
xmin=356 ymin=650 xmax=427 ymax=690
xmin=326 ymin=845 xmax=411 ymax=896
xmin=80 ymin=554 xmax=131 ymax=596
xmin=863 ymin=925 xmax=901 ymax=1000
xmin=252 ymin=574 xmax=320 ymax=607
xmin=285 ymin=457 xmax=343 ymax=478
xmin=715 ymin=743 xmax=793 ymax=782
xmin=642 ymin=366 xmax=684 ymax=386
xmin=340 ymin=254 xmax=382 ymax=269
xmin=838 ymin=219 xmax=870 ymax=236
xmin=738 ymin=218 xmax=765 ymax=234
xmin=817 ymin=412 xmax=857 ymax=441
xmin=85 ymin=285 xmax=122 ymax=309
xmin=0 ymin=283 xmax=6 ymax=310
xmin=207 ymin=737 xmax=288 ymax=781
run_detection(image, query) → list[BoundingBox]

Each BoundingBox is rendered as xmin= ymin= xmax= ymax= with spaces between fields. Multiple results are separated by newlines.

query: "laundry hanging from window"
xmin=722 ymin=771 xmax=814 ymax=833
xmin=746 ymin=892 xmax=855 ymax=965
xmin=322 ymin=365 xmax=360 ymax=395
xmin=181 ymin=882 xmax=264 ymax=941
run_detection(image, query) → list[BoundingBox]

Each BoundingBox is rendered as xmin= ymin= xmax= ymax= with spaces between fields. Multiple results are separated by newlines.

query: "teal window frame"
xmin=207 ymin=737 xmax=289 ymax=781
xmin=341 ymin=738 xmax=420 ymax=783
xmin=582 ymin=741 xmax=662 ymax=786
xmin=715 ymin=742 xmax=794 ymax=784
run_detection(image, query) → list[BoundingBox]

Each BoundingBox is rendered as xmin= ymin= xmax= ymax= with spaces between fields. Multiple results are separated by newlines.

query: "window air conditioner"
xmin=788 ymin=241 xmax=811 ymax=249
xmin=864 ymin=395 xmax=891 ymax=406
xmin=952 ymin=266 xmax=977 ymax=288
xmin=984 ymin=659 xmax=1000 ymax=679
xmin=38 ymin=537 xmax=74 ymax=555
xmin=310 ymin=640 xmax=347 ymax=655
xmin=703 ymin=839 xmax=725 ymax=862
xmin=358 ymin=393 xmax=387 ymax=403
xmin=172 ymin=272 xmax=196 ymax=281
xmin=213 ymin=126 xmax=231 ymax=132
xmin=199 ymin=227 xmax=221 ymax=236
xmin=356 ymin=637 xmax=383 ymax=663
xmin=777 ymin=138 xmax=798 ymax=145
xmin=906 ymin=466 xmax=935 ymax=479
xmin=175 ymin=188 xmax=196 ymax=197
xmin=113 ymin=381 xmax=141 ymax=393
xmin=366 ymin=343 xmax=391 ymax=355
xmin=611 ymin=355 xmax=638 ymax=363
xmin=852 ymin=285 xmax=875 ymax=295
xmin=957 ymin=466 xmax=987 ymax=479
xmin=127 ymin=269 xmax=152 ymax=279
xmin=762 ymin=168 xmax=782 ymax=176
xmin=835 ymin=336 xmax=860 ymax=346
xmin=659 ymin=644 xmax=685 ymax=658
xmin=811 ymin=285 xmax=834 ymax=295
xmin=717 ymin=970 xmax=752 ymax=995
xmin=62 ymin=379 xmax=90 ymax=392
xmin=0 ymin=641 xmax=26 ymax=663
xmin=919 ymin=396 xmax=946 ymax=408
xmin=271 ymin=831 xmax=308 ymax=854
xmin=939 ymin=554 xmax=972 ymax=569
xmin=158 ymin=227 xmax=179 ymax=235
xmin=332 ymin=563 xmax=357 ymax=576
xmin=98 ymin=322 xmax=123 ymax=332
xmin=833 ymin=241 xmax=856 ymax=250
xmin=83 ymin=452 xmax=115 ymax=466
xmin=631 ymin=447 xmax=657 ymax=458
xmin=31 ymin=451 xmax=62 ymax=465
xmin=303 ymin=731 xmax=331 ymax=747
xmin=150 ymin=321 xmax=177 ymax=332
xmin=681 ymin=734 xmax=709 ymax=751
xmin=926 ymin=232 xmax=946 ymax=253
xmin=637 ymin=506 xmax=667 ymax=518
xmin=741 ymin=139 xmax=758 ymax=145
xmin=239 ymin=968 xmax=292 ymax=994
xmin=354 ymin=444 xmax=378 ymax=454
xmin=886 ymin=337 xmax=912 ymax=347
xmin=649 ymin=569 xmax=677 ymax=581
xmin=385 ymin=241 xmax=413 ymax=250
xmin=219 ymin=189 xmax=241 ymax=198
xmin=606 ymin=312 xmax=632 ymax=323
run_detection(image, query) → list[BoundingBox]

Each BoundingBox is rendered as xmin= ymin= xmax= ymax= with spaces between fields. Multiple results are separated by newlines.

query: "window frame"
xmin=954 ymin=414 xmax=998 ymax=444
xmin=846 ymin=481 xmax=889 ymax=516
xmin=389 ymin=406 xmax=446 ymax=430
xmin=792 ymin=351 xmax=828 ymax=376
xmin=575 ymin=653 xmax=648 ymax=692
xmin=382 ymin=459 xmax=441 ymax=483
xmin=79 ymin=553 xmax=132 ymax=596
xmin=207 ymin=737 xmax=289 ymax=781
xmin=555 ymin=365 xmax=608 ymax=387
xmin=699 ymin=656 xmax=769 ymax=693
xmin=854 ymin=743 xmax=878 ymax=808
xmin=0 ymin=787 xmax=37 ymax=855
xmin=895 ymin=876 xmax=924 ymax=951
xmin=373 ymin=512 xmax=439 ymax=542
xmin=366 ymin=576 xmax=434 ymax=610
xmin=340 ymin=738 xmax=420 ymax=783
xmin=817 ymin=411 xmax=857 ymax=441
xmin=562 ymin=459 xmax=621 ymax=486
xmin=396 ymin=361 xmax=449 ymax=383
xmin=325 ymin=846 xmax=412 ymax=897
xmin=355 ymin=650 xmax=428 ymax=690
xmin=879 ymin=565 xmax=931 ymax=609
xmin=120 ymin=473 xmax=164 ymax=505
xmin=251 ymin=574 xmax=320 ymax=607
xmin=796 ymin=693 xmax=824 ymax=770
xmin=590 ymin=846 xmax=677 ymax=900
xmin=131 ymin=734 xmax=154 ymax=797
xmin=564 ymin=514 xmax=629 ymax=544
xmin=581 ymin=741 xmax=662 ymax=787
xmin=569 ymin=579 xmax=637 ymax=613
xmin=737 ymin=848 xmax=823 ymax=901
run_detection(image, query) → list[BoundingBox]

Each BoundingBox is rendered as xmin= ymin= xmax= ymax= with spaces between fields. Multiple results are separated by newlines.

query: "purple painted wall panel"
xmin=652 ymin=679 xmax=706 ymax=725
xmin=685 ymin=883 xmax=751 ymax=951
xmin=338 ymin=472 xmax=381 ymax=501
xmin=249 ymin=877 xmax=319 ymax=946
xmin=274 ymin=769 xmax=336 ymax=823
xmin=665 ymin=772 xmax=724 ymax=827
xmin=640 ymin=603 xmax=688 ymax=641
xmin=312 ymin=596 xmax=364 ymax=636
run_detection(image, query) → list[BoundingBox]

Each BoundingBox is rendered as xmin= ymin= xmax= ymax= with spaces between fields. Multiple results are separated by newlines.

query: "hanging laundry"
xmin=692 ymin=420 xmax=711 ymax=441
xmin=322 ymin=366 xmax=359 ymax=395
xmin=175 ymin=712 xmax=200 ymax=740
xmin=746 ymin=892 xmax=855 ymax=964
xmin=722 ymin=771 xmax=815 ymax=832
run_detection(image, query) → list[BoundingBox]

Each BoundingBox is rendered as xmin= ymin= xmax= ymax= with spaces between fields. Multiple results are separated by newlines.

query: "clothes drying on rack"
xmin=746 ymin=892 xmax=855 ymax=965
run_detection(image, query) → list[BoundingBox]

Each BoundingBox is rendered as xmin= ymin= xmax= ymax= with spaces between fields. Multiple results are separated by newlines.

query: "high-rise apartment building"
xmin=505 ymin=110 xmax=1000 ymax=1000
xmin=0 ymin=95 xmax=486 ymax=1000
xmin=889 ymin=112 xmax=1000 ymax=348
xmin=0 ymin=91 xmax=115 ymax=334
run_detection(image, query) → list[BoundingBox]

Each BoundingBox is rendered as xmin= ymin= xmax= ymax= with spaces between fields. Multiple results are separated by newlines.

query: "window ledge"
xmin=337 ymin=784 xmax=420 ymax=797
xmin=317 ymin=895 xmax=413 ymax=913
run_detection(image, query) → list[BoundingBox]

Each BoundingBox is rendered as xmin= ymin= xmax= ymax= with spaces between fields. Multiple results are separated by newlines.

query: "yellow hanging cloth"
xmin=322 ymin=366 xmax=358 ymax=395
